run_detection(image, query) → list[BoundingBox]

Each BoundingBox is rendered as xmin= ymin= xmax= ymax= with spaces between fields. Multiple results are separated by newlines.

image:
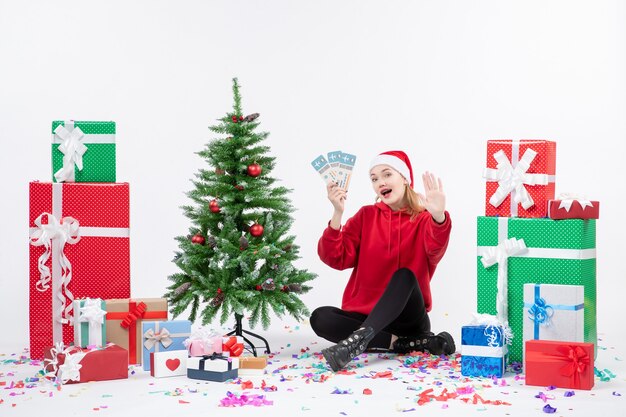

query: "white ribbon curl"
xmin=143 ymin=328 xmax=173 ymax=350
xmin=29 ymin=212 xmax=80 ymax=325
xmin=483 ymin=148 xmax=549 ymax=212
xmin=557 ymin=193 xmax=594 ymax=212
xmin=53 ymin=122 xmax=87 ymax=183
xmin=480 ymin=237 xmax=528 ymax=326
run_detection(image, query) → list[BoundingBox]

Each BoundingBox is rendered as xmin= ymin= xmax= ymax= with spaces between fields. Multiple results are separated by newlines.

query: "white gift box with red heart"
xmin=150 ymin=350 xmax=187 ymax=378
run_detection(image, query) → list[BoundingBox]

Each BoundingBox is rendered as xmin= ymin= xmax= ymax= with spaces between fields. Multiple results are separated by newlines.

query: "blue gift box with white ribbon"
xmin=522 ymin=283 xmax=584 ymax=352
xmin=461 ymin=324 xmax=508 ymax=378
xmin=141 ymin=320 xmax=191 ymax=371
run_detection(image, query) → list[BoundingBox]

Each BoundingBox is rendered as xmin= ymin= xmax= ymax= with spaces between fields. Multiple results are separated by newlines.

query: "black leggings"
xmin=309 ymin=268 xmax=431 ymax=349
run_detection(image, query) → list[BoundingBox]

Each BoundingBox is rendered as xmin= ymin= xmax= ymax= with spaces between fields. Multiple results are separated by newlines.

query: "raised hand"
xmin=417 ymin=171 xmax=446 ymax=223
xmin=327 ymin=181 xmax=347 ymax=214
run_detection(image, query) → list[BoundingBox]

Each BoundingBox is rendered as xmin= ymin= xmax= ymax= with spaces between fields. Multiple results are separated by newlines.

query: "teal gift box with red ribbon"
xmin=525 ymin=340 xmax=594 ymax=390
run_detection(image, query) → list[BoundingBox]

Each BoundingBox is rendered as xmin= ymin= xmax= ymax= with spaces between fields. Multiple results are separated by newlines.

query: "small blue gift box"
xmin=461 ymin=324 xmax=508 ymax=378
xmin=141 ymin=320 xmax=191 ymax=371
xmin=187 ymin=354 xmax=239 ymax=382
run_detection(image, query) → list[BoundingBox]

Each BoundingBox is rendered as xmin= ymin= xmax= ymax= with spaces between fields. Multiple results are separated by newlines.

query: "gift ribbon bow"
xmin=483 ymin=148 xmax=549 ymax=211
xmin=53 ymin=122 xmax=88 ymax=183
xmin=557 ymin=193 xmax=594 ymax=212
xmin=29 ymin=212 xmax=81 ymax=324
xmin=143 ymin=328 xmax=173 ymax=350
xmin=222 ymin=336 xmax=244 ymax=357
xmin=44 ymin=343 xmax=86 ymax=384
xmin=120 ymin=302 xmax=147 ymax=329
xmin=480 ymin=238 xmax=527 ymax=325
xmin=77 ymin=299 xmax=107 ymax=326
xmin=199 ymin=353 xmax=233 ymax=370
xmin=527 ymin=296 xmax=554 ymax=327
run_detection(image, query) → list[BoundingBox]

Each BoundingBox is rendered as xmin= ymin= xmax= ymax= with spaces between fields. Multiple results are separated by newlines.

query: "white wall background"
xmin=1 ymin=0 xmax=624 ymax=349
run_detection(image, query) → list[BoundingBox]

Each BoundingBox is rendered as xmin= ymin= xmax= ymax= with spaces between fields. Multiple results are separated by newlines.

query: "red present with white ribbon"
xmin=483 ymin=140 xmax=556 ymax=218
xmin=28 ymin=182 xmax=130 ymax=359
xmin=525 ymin=339 xmax=594 ymax=390
xmin=547 ymin=194 xmax=599 ymax=220
xmin=43 ymin=343 xmax=128 ymax=384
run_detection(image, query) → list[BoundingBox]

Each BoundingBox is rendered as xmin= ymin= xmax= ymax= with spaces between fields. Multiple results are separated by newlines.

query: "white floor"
xmin=1 ymin=321 xmax=624 ymax=417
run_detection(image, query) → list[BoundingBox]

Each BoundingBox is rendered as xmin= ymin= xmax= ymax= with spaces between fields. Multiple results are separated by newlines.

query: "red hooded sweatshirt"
xmin=317 ymin=202 xmax=451 ymax=315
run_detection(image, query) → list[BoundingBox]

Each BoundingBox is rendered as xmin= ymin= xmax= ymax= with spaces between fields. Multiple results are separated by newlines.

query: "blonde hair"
xmin=404 ymin=185 xmax=426 ymax=221
xmin=374 ymin=184 xmax=425 ymax=221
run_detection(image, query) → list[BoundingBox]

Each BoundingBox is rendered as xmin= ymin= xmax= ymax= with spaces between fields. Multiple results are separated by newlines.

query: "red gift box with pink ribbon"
xmin=525 ymin=339 xmax=594 ymax=390
xmin=483 ymin=140 xmax=556 ymax=218
xmin=29 ymin=182 xmax=131 ymax=360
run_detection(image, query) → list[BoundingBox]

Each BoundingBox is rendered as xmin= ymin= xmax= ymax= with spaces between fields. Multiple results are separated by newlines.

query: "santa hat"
xmin=369 ymin=150 xmax=414 ymax=188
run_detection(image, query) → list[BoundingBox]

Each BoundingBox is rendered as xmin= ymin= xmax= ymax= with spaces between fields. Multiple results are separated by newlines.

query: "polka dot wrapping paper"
xmin=476 ymin=216 xmax=596 ymax=364
xmin=51 ymin=120 xmax=116 ymax=183
xmin=28 ymin=181 xmax=130 ymax=360
xmin=484 ymin=140 xmax=556 ymax=218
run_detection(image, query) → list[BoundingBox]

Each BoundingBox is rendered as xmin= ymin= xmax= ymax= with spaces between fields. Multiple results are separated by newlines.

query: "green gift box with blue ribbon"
xmin=477 ymin=216 xmax=596 ymax=364
xmin=523 ymin=283 xmax=584 ymax=347
xmin=52 ymin=120 xmax=116 ymax=183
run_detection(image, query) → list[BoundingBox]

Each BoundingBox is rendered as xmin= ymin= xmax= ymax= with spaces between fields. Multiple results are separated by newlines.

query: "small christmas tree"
xmin=165 ymin=78 xmax=316 ymax=332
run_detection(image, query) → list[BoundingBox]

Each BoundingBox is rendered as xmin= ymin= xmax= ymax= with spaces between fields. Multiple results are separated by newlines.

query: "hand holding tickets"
xmin=311 ymin=150 xmax=357 ymax=190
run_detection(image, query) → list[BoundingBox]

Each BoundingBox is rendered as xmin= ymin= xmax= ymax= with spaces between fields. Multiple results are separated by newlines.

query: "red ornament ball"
xmin=231 ymin=116 xmax=238 ymax=123
xmin=235 ymin=185 xmax=244 ymax=191
xmin=250 ymin=223 xmax=264 ymax=237
xmin=255 ymin=285 xmax=262 ymax=291
xmin=191 ymin=234 xmax=205 ymax=245
xmin=247 ymin=163 xmax=262 ymax=177
xmin=209 ymin=199 xmax=220 ymax=213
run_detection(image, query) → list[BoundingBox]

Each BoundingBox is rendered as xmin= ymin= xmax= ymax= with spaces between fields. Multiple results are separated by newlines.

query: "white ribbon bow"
xmin=29 ymin=212 xmax=81 ymax=324
xmin=483 ymin=148 xmax=549 ymax=210
xmin=54 ymin=123 xmax=87 ymax=183
xmin=143 ymin=328 xmax=173 ymax=350
xmin=43 ymin=343 xmax=86 ymax=384
xmin=480 ymin=237 xmax=528 ymax=325
xmin=557 ymin=193 xmax=594 ymax=212
xmin=469 ymin=313 xmax=513 ymax=346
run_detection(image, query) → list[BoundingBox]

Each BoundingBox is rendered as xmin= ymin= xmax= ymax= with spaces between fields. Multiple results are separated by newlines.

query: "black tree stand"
xmin=225 ymin=313 xmax=271 ymax=357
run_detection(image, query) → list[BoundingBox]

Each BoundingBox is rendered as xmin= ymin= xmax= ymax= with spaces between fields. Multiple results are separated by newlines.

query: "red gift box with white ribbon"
xmin=483 ymin=140 xmax=556 ymax=218
xmin=29 ymin=182 xmax=130 ymax=360
xmin=547 ymin=194 xmax=600 ymax=220
xmin=43 ymin=343 xmax=128 ymax=384
xmin=525 ymin=339 xmax=594 ymax=390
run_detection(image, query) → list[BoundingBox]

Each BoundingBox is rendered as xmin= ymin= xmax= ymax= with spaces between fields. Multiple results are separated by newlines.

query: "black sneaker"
xmin=392 ymin=331 xmax=456 ymax=355
xmin=321 ymin=327 xmax=375 ymax=372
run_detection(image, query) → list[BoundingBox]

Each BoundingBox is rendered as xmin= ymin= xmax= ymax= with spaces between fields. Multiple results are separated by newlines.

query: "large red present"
xmin=483 ymin=140 xmax=556 ymax=218
xmin=29 ymin=182 xmax=130 ymax=359
xmin=43 ymin=343 xmax=128 ymax=384
xmin=547 ymin=194 xmax=599 ymax=220
xmin=525 ymin=340 xmax=594 ymax=390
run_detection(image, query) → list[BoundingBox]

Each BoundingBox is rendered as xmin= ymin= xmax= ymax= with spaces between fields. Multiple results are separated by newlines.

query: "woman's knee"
xmin=309 ymin=306 xmax=333 ymax=335
xmin=391 ymin=268 xmax=418 ymax=288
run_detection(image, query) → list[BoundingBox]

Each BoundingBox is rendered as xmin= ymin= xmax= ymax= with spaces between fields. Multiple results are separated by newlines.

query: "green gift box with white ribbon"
xmin=476 ymin=216 xmax=596 ymax=363
xmin=51 ymin=120 xmax=116 ymax=183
